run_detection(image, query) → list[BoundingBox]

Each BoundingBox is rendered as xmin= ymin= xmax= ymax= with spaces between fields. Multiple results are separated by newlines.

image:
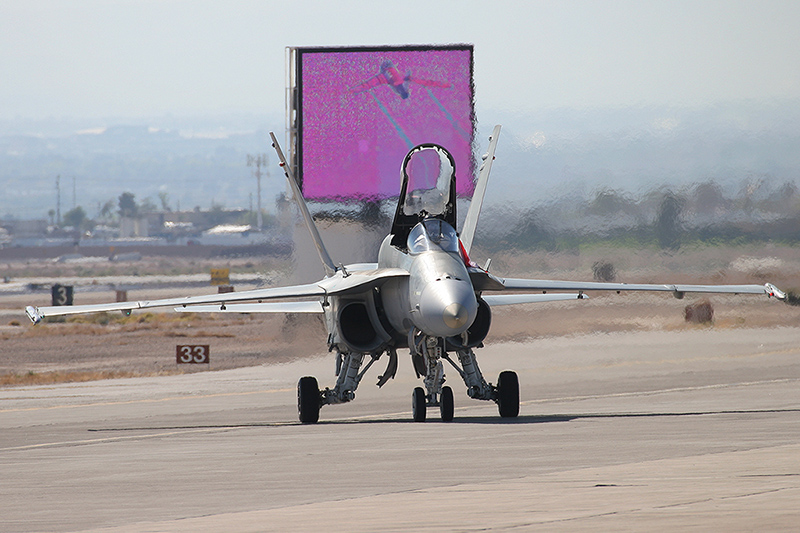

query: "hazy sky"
xmin=2 ymin=0 xmax=799 ymax=121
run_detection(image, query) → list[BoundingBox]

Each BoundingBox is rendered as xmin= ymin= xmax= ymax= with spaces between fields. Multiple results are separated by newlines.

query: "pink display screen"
xmin=297 ymin=45 xmax=474 ymax=200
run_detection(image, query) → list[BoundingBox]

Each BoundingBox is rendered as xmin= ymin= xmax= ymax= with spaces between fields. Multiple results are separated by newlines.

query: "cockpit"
xmin=402 ymin=145 xmax=453 ymax=217
xmin=407 ymin=218 xmax=460 ymax=255
xmin=389 ymin=143 xmax=459 ymax=251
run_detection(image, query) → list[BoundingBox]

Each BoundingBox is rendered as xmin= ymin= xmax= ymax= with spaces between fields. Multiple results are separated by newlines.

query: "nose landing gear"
xmin=411 ymin=384 xmax=455 ymax=423
xmin=410 ymin=334 xmax=519 ymax=422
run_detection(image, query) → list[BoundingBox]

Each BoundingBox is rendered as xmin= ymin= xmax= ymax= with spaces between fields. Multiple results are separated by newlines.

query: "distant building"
xmin=119 ymin=217 xmax=149 ymax=238
xmin=1 ymin=219 xmax=48 ymax=239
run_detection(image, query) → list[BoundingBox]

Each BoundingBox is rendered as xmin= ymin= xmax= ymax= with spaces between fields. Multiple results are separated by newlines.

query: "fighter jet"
xmin=350 ymin=59 xmax=451 ymax=99
xmin=25 ymin=127 xmax=787 ymax=424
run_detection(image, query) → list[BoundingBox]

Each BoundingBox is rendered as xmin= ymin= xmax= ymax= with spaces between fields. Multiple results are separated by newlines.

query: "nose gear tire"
xmin=440 ymin=385 xmax=454 ymax=422
xmin=412 ymin=387 xmax=427 ymax=422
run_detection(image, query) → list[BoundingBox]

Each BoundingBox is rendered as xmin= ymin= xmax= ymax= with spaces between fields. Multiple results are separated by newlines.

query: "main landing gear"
xmin=296 ymin=349 xmax=399 ymax=424
xmin=295 ymin=341 xmax=520 ymax=424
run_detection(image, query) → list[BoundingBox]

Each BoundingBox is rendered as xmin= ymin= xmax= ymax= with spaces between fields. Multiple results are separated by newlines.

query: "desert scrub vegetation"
xmin=63 ymin=311 xmax=199 ymax=325
xmin=164 ymin=329 xmax=235 ymax=338
xmin=6 ymin=311 xmax=264 ymax=341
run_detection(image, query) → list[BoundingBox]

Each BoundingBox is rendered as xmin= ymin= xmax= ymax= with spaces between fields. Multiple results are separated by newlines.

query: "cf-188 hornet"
xmin=26 ymin=126 xmax=787 ymax=423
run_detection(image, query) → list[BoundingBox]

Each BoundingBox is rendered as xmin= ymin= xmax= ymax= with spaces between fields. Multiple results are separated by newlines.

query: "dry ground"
xmin=1 ymin=246 xmax=798 ymax=386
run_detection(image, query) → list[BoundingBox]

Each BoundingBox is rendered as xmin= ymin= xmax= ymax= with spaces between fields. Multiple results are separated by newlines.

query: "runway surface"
xmin=2 ymin=327 xmax=799 ymax=532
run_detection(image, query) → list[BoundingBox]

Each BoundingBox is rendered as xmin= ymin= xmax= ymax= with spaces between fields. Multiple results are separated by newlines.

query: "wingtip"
xmin=25 ymin=306 xmax=42 ymax=324
xmin=765 ymin=283 xmax=787 ymax=301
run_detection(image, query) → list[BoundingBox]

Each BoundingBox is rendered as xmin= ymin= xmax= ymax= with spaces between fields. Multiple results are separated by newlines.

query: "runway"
xmin=2 ymin=327 xmax=799 ymax=531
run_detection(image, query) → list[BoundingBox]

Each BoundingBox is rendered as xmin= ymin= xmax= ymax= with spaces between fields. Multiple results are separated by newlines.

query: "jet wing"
xmin=483 ymin=293 xmax=588 ymax=306
xmin=407 ymin=76 xmax=451 ymax=89
xmin=176 ymin=301 xmax=324 ymax=314
xmin=468 ymin=267 xmax=506 ymax=291
xmin=25 ymin=283 xmax=327 ymax=324
xmin=25 ymin=268 xmax=410 ymax=324
xmin=317 ymin=267 xmax=408 ymax=294
xmin=339 ymin=262 xmax=379 ymax=271
xmin=350 ymin=73 xmax=389 ymax=93
xmin=497 ymin=278 xmax=786 ymax=300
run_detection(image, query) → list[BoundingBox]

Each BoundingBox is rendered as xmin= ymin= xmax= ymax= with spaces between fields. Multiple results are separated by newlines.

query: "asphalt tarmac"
xmin=2 ymin=327 xmax=799 ymax=532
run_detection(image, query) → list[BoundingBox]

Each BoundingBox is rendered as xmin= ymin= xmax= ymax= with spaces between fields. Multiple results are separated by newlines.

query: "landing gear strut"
xmin=409 ymin=336 xmax=457 ymax=422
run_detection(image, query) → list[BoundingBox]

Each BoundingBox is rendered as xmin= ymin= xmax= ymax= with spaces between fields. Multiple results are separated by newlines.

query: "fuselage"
xmin=377 ymin=220 xmax=478 ymax=339
xmin=380 ymin=61 xmax=411 ymax=99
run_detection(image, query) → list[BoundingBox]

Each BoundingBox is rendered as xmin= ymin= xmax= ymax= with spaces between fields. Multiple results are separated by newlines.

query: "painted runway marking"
xmin=521 ymin=378 xmax=800 ymax=406
xmin=0 ymin=387 xmax=294 ymax=413
xmin=0 ymin=426 xmax=245 ymax=452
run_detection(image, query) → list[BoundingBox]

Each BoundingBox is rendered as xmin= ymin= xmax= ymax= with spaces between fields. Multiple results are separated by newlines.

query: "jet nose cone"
xmin=416 ymin=279 xmax=478 ymax=337
xmin=443 ymin=302 xmax=469 ymax=329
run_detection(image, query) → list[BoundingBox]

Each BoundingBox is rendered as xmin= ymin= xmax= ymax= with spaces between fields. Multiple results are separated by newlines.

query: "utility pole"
xmin=247 ymin=153 xmax=268 ymax=231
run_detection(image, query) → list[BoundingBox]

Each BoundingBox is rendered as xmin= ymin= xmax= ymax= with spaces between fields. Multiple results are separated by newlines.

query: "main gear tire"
xmin=497 ymin=371 xmax=519 ymax=418
xmin=298 ymin=376 xmax=321 ymax=424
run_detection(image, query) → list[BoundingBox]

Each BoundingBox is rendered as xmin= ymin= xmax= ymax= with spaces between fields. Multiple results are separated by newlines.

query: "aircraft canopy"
xmin=402 ymin=145 xmax=454 ymax=217
xmin=407 ymin=218 xmax=460 ymax=254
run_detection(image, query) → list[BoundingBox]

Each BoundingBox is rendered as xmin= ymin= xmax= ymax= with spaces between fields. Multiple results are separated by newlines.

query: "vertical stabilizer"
xmin=460 ymin=125 xmax=501 ymax=254
xmin=270 ymin=132 xmax=337 ymax=277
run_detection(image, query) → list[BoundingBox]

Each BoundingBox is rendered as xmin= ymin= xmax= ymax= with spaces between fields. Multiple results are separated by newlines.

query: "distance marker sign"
xmin=176 ymin=345 xmax=210 ymax=364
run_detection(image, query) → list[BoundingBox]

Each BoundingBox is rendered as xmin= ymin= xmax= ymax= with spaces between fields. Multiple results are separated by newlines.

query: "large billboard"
xmin=291 ymin=45 xmax=474 ymax=201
